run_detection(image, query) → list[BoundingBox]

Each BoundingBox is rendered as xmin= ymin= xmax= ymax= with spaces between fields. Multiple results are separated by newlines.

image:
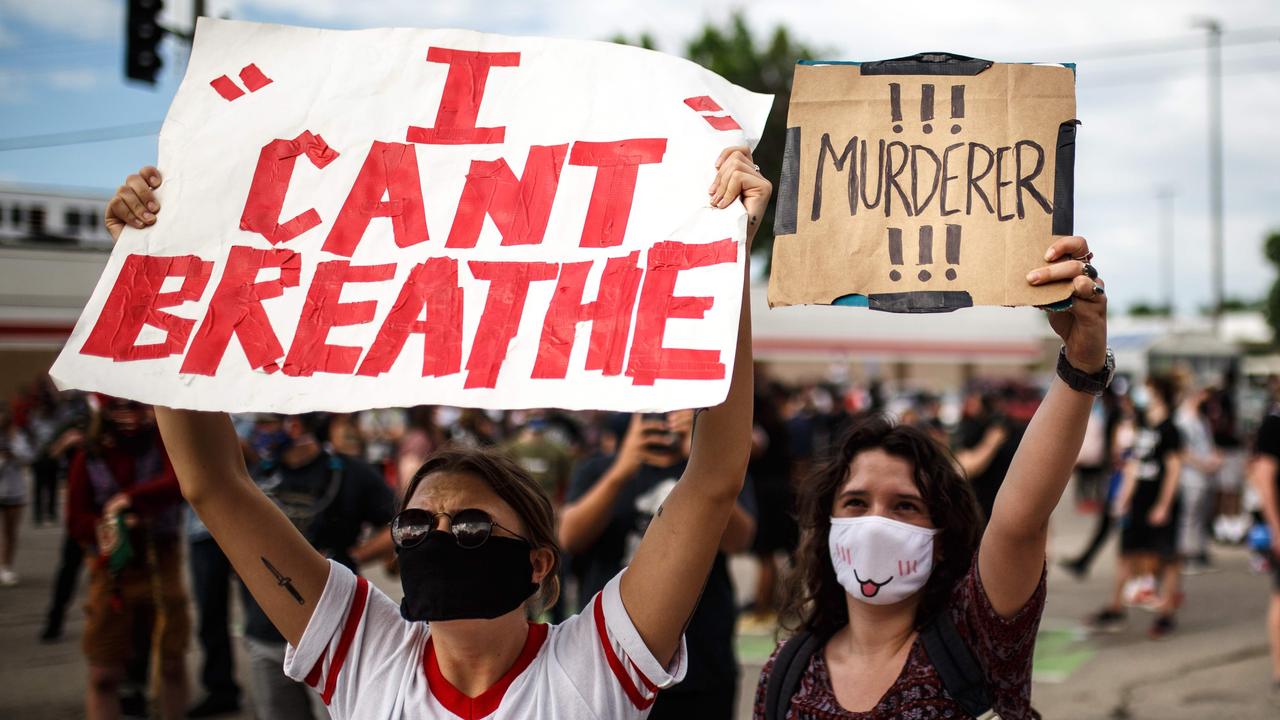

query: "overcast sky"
xmin=1 ymin=0 xmax=1277 ymax=316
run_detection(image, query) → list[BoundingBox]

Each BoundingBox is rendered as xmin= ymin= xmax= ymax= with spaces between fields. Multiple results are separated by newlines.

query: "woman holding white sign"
xmin=104 ymin=145 xmax=768 ymax=720
xmin=755 ymin=240 xmax=1110 ymax=720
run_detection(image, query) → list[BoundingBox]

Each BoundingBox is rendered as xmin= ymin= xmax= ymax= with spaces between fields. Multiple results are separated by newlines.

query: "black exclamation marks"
xmin=945 ymin=224 xmax=961 ymax=280
xmin=888 ymin=227 xmax=904 ymax=281
xmin=890 ymin=84 xmax=965 ymax=135
xmin=887 ymin=224 xmax=962 ymax=282
xmin=889 ymin=83 xmax=903 ymax=134
xmin=950 ymin=86 xmax=965 ymax=134
xmin=920 ymin=85 xmax=935 ymax=134
xmin=917 ymin=226 xmax=933 ymax=280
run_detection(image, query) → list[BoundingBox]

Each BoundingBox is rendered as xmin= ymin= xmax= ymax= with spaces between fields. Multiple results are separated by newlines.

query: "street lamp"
xmin=1193 ymin=17 xmax=1224 ymax=334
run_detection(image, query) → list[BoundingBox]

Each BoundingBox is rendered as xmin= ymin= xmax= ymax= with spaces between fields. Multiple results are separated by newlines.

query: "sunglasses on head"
xmin=391 ymin=508 xmax=528 ymax=550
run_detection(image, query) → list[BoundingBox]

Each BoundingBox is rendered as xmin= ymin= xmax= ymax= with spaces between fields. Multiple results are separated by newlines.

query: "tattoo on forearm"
xmin=262 ymin=556 xmax=305 ymax=605
xmin=749 ymin=215 xmax=758 ymax=227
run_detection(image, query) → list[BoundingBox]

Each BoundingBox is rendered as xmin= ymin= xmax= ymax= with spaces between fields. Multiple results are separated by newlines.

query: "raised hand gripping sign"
xmin=50 ymin=19 xmax=773 ymax=413
xmin=768 ymin=54 xmax=1077 ymax=313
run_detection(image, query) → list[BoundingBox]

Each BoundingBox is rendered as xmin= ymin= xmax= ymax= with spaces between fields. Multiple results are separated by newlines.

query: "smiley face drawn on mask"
xmin=852 ymin=569 xmax=894 ymax=598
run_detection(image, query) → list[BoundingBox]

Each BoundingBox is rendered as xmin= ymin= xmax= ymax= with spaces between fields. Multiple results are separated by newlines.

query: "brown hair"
xmin=782 ymin=413 xmax=982 ymax=638
xmin=401 ymin=447 xmax=561 ymax=613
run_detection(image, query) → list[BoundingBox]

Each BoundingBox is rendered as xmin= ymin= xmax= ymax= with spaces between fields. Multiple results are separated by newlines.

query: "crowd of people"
xmin=1 ymin=154 xmax=1272 ymax=718
xmin=5 ymin=358 xmax=1280 ymax=718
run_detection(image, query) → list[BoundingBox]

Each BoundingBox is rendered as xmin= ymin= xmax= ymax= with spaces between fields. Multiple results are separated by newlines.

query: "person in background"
xmin=1073 ymin=390 xmax=1109 ymax=512
xmin=238 ymin=412 xmax=396 ymax=720
xmin=184 ymin=416 xmax=268 ymax=717
xmin=783 ymin=386 xmax=817 ymax=486
xmin=0 ymin=402 xmax=34 ymax=586
xmin=505 ymin=415 xmax=575 ymax=621
xmin=67 ymin=396 xmax=189 ymax=720
xmin=1248 ymin=387 xmax=1280 ymax=691
xmin=356 ymin=408 xmax=406 ymax=481
xmin=325 ymin=413 xmax=365 ymax=459
xmin=1175 ymin=383 xmax=1223 ymax=574
xmin=560 ymin=410 xmax=757 ymax=719
xmin=1060 ymin=385 xmax=1133 ymax=579
xmin=186 ymin=512 xmax=243 ymax=717
xmin=745 ymin=372 xmax=795 ymax=629
xmin=397 ymin=406 xmax=445 ymax=494
xmin=1205 ymin=376 xmax=1249 ymax=544
xmin=38 ymin=407 xmax=90 ymax=641
xmin=451 ymin=408 xmax=501 ymax=448
xmin=1089 ymin=375 xmax=1185 ymax=639
xmin=27 ymin=382 xmax=84 ymax=527
xmin=504 ymin=415 xmax=574 ymax=506
xmin=954 ymin=389 xmax=1022 ymax=522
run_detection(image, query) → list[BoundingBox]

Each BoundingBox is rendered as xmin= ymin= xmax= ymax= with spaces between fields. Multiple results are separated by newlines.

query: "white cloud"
xmin=46 ymin=67 xmax=98 ymax=90
xmin=0 ymin=0 xmax=120 ymax=41
xmin=0 ymin=19 xmax=17 ymax=48
xmin=4 ymin=0 xmax=1277 ymax=313
xmin=193 ymin=0 xmax=1280 ymax=313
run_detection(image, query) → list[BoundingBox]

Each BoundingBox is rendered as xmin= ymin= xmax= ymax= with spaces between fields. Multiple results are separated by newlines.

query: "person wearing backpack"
xmin=754 ymin=236 xmax=1109 ymax=720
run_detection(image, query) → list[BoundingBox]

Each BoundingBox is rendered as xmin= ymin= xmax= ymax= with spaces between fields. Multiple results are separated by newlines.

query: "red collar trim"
xmin=423 ymin=622 xmax=549 ymax=720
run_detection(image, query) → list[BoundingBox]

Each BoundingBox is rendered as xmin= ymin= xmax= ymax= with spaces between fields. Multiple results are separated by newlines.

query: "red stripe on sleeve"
xmin=592 ymin=594 xmax=657 ymax=710
xmin=321 ymin=576 xmax=370 ymax=706
xmin=304 ymin=651 xmax=326 ymax=689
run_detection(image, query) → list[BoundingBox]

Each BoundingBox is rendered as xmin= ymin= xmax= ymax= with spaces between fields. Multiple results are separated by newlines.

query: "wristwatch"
xmin=1056 ymin=346 xmax=1115 ymax=397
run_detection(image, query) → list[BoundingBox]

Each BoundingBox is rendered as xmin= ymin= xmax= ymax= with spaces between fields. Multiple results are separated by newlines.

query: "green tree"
xmin=1265 ymin=231 xmax=1280 ymax=342
xmin=1129 ymin=301 xmax=1171 ymax=317
xmin=614 ymin=14 xmax=818 ymax=262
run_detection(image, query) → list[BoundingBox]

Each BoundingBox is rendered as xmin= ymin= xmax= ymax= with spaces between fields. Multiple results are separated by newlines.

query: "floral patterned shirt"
xmin=752 ymin=555 xmax=1046 ymax=719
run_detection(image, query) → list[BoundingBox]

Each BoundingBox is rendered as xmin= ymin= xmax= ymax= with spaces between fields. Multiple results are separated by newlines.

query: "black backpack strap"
xmin=764 ymin=631 xmax=825 ymax=720
xmin=920 ymin=613 xmax=993 ymax=718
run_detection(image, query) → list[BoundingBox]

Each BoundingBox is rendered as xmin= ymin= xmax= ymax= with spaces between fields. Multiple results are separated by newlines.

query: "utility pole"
xmin=1195 ymin=18 xmax=1225 ymax=334
xmin=1156 ymin=187 xmax=1175 ymax=324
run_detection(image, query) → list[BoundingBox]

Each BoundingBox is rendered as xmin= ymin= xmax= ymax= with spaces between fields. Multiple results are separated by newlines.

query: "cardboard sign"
xmin=50 ymin=19 xmax=773 ymax=413
xmin=768 ymin=55 xmax=1077 ymax=313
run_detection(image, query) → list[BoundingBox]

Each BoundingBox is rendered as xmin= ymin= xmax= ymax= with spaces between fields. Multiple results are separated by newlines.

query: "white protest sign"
xmin=50 ymin=19 xmax=773 ymax=413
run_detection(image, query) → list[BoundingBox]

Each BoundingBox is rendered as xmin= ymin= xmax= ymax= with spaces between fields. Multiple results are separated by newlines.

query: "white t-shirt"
xmin=283 ymin=561 xmax=687 ymax=720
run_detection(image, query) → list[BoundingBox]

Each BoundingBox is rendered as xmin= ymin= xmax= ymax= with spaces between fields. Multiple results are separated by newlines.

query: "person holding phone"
xmin=560 ymin=409 xmax=758 ymax=718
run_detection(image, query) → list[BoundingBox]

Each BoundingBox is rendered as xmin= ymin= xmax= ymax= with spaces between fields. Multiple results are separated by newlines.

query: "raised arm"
xmin=157 ymin=409 xmax=328 ymax=644
xmin=619 ymin=147 xmax=768 ymax=665
xmin=978 ymin=236 xmax=1108 ymax=618
xmin=106 ymin=169 xmax=328 ymax=646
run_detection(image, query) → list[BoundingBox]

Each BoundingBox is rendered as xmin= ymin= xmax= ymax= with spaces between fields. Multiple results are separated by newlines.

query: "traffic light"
xmin=125 ymin=0 xmax=164 ymax=85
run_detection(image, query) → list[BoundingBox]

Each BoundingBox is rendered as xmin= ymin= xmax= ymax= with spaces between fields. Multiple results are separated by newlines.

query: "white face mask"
xmin=828 ymin=515 xmax=940 ymax=606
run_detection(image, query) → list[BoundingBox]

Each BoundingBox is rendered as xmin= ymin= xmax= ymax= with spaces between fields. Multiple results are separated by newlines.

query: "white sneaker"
xmin=0 ymin=567 xmax=17 ymax=587
xmin=1123 ymin=575 xmax=1158 ymax=608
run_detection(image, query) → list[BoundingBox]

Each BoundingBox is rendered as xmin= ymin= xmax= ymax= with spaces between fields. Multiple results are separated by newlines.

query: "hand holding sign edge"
xmin=1027 ymin=235 xmax=1108 ymax=374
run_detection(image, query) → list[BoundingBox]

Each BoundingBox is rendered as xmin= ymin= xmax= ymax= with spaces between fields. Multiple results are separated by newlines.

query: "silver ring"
xmin=1073 ymin=252 xmax=1094 ymax=262
xmin=753 ymin=164 xmax=760 ymax=171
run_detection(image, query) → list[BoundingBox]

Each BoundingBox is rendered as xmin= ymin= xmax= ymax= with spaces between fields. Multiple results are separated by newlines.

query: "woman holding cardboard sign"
xmin=755 ymin=242 xmax=1110 ymax=720
xmin=104 ymin=146 xmax=767 ymax=720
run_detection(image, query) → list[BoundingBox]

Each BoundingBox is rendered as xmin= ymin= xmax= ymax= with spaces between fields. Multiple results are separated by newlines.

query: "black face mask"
xmin=398 ymin=531 xmax=538 ymax=622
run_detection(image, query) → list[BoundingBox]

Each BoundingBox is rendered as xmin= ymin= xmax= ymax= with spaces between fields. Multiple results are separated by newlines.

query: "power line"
xmin=0 ymin=122 xmax=162 ymax=152
xmin=1082 ymin=59 xmax=1280 ymax=89
xmin=1022 ymin=27 xmax=1280 ymax=61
